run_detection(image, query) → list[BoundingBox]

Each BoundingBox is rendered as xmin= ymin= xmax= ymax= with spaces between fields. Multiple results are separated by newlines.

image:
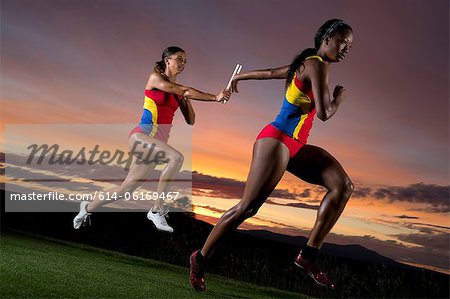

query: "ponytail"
xmin=285 ymin=48 xmax=317 ymax=89
xmin=154 ymin=60 xmax=166 ymax=74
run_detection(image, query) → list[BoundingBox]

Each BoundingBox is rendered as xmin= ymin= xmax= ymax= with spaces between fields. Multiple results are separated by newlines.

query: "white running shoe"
xmin=73 ymin=201 xmax=91 ymax=229
xmin=147 ymin=208 xmax=173 ymax=233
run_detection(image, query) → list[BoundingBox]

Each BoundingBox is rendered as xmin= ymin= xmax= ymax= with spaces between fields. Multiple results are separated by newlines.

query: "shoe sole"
xmin=294 ymin=261 xmax=329 ymax=288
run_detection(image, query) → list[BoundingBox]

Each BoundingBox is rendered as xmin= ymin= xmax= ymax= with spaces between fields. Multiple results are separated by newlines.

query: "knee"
xmin=342 ymin=177 xmax=354 ymax=198
xmin=331 ymin=176 xmax=353 ymax=194
xmin=329 ymin=176 xmax=353 ymax=206
xmin=230 ymin=202 xmax=259 ymax=221
xmin=167 ymin=151 xmax=184 ymax=168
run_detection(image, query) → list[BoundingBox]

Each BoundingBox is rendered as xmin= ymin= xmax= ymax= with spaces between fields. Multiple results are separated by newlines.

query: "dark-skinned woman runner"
xmin=190 ymin=19 xmax=354 ymax=291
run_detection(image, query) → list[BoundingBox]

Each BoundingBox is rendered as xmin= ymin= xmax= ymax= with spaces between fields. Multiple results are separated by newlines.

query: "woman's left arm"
xmin=230 ymin=65 xmax=289 ymax=93
xmin=179 ymin=97 xmax=196 ymax=125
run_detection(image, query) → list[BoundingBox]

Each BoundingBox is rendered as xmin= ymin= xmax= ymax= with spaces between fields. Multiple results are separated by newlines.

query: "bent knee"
xmin=167 ymin=151 xmax=184 ymax=166
xmin=327 ymin=177 xmax=353 ymax=207
xmin=229 ymin=203 xmax=259 ymax=221
xmin=343 ymin=177 xmax=354 ymax=197
xmin=330 ymin=176 xmax=353 ymax=195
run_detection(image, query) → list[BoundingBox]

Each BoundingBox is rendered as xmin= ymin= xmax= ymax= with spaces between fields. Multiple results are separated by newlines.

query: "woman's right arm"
xmin=230 ymin=65 xmax=289 ymax=93
xmin=147 ymin=72 xmax=230 ymax=102
xmin=308 ymin=60 xmax=346 ymax=122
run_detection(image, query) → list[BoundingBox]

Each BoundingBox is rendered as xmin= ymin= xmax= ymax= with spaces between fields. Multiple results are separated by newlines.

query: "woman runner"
xmin=74 ymin=46 xmax=231 ymax=233
xmin=190 ymin=19 xmax=354 ymax=290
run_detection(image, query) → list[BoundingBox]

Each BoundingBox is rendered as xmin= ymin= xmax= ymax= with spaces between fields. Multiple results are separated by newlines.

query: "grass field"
xmin=1 ymin=231 xmax=307 ymax=298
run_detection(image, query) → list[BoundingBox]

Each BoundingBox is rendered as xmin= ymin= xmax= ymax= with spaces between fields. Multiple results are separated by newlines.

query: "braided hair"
xmin=285 ymin=19 xmax=352 ymax=88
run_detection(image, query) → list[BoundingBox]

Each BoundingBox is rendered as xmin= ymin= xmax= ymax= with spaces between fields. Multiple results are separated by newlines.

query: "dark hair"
xmin=154 ymin=46 xmax=185 ymax=74
xmin=285 ymin=19 xmax=352 ymax=88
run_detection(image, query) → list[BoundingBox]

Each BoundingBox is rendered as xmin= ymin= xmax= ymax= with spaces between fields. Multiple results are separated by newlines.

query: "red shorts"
xmin=128 ymin=125 xmax=170 ymax=143
xmin=256 ymin=124 xmax=305 ymax=158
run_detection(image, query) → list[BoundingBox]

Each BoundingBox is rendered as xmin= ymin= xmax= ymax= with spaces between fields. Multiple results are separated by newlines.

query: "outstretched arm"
xmin=308 ymin=59 xmax=346 ymax=122
xmin=230 ymin=65 xmax=289 ymax=93
xmin=147 ymin=72 xmax=230 ymax=102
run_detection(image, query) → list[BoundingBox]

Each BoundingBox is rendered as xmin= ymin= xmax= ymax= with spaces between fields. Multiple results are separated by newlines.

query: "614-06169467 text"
xmin=95 ymin=191 xmax=180 ymax=201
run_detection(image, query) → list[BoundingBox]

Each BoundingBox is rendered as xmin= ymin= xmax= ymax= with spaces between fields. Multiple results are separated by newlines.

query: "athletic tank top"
xmin=138 ymin=89 xmax=180 ymax=137
xmin=271 ymin=55 xmax=323 ymax=144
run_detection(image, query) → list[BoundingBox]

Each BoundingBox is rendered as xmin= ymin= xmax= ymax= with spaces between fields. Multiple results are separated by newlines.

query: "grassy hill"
xmin=1 ymin=201 xmax=448 ymax=298
xmin=1 ymin=231 xmax=306 ymax=298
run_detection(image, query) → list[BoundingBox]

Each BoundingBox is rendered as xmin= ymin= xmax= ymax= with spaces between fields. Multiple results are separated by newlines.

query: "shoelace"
xmin=82 ymin=213 xmax=92 ymax=227
xmin=159 ymin=208 xmax=169 ymax=218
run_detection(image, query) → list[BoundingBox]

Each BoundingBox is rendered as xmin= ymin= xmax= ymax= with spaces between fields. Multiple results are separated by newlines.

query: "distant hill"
xmin=241 ymin=229 xmax=405 ymax=267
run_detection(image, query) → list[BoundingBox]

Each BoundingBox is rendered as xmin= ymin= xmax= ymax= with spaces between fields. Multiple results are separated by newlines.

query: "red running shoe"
xmin=189 ymin=250 xmax=206 ymax=291
xmin=294 ymin=252 xmax=336 ymax=289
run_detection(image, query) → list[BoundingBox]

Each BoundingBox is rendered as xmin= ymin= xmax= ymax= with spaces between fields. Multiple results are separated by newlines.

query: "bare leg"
xmin=86 ymin=157 xmax=156 ymax=212
xmin=154 ymin=148 xmax=183 ymax=211
xmin=201 ymin=138 xmax=290 ymax=258
xmin=287 ymin=144 xmax=353 ymax=249
xmin=87 ymin=133 xmax=183 ymax=212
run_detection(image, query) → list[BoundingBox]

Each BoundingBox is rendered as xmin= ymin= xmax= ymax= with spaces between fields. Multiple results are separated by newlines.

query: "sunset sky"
xmin=2 ymin=0 xmax=449 ymax=273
